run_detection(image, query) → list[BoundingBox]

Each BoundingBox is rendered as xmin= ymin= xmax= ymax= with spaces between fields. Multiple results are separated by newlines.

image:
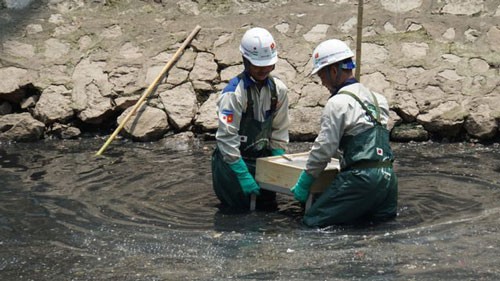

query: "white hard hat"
xmin=310 ymin=39 xmax=355 ymax=75
xmin=239 ymin=27 xmax=278 ymax=67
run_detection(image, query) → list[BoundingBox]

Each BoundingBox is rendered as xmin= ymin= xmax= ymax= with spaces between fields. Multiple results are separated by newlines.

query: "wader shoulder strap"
xmin=268 ymin=75 xmax=278 ymax=113
xmin=236 ymin=73 xmax=255 ymax=120
xmin=370 ymin=92 xmax=381 ymax=122
xmin=338 ymin=90 xmax=382 ymax=125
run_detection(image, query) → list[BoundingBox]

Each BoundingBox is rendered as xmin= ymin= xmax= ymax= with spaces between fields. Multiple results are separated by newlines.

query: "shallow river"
xmin=1 ymin=138 xmax=499 ymax=280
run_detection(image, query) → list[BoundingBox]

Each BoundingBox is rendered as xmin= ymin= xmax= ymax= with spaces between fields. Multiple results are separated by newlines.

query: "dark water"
xmin=1 ymin=138 xmax=499 ymax=280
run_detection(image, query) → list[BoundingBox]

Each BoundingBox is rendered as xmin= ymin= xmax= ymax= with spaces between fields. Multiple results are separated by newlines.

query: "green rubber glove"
xmin=271 ymin=148 xmax=285 ymax=156
xmin=229 ymin=158 xmax=260 ymax=196
xmin=291 ymin=170 xmax=315 ymax=203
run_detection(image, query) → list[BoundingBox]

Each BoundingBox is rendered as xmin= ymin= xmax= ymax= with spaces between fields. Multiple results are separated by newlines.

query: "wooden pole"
xmin=355 ymin=0 xmax=363 ymax=81
xmin=95 ymin=25 xmax=201 ymax=156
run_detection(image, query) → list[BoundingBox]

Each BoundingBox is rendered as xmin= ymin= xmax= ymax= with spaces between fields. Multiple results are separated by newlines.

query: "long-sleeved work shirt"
xmin=306 ymin=82 xmax=391 ymax=177
xmin=215 ymin=72 xmax=289 ymax=164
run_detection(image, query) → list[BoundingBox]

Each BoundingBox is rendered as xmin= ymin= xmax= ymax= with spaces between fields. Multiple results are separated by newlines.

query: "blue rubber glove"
xmin=229 ymin=158 xmax=260 ymax=196
xmin=271 ymin=148 xmax=286 ymax=156
xmin=291 ymin=171 xmax=315 ymax=203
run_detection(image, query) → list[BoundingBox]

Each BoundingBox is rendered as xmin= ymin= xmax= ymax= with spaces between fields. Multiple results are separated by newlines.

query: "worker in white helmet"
xmin=291 ymin=39 xmax=398 ymax=226
xmin=212 ymin=27 xmax=289 ymax=211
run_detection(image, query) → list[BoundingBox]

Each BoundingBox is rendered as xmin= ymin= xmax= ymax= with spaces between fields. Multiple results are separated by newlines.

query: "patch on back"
xmin=376 ymin=147 xmax=384 ymax=156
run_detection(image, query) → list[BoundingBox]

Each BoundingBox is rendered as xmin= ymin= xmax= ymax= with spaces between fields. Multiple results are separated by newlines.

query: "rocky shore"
xmin=1 ymin=0 xmax=499 ymax=143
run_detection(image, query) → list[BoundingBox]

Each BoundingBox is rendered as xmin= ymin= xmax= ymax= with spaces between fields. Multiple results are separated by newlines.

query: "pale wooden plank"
xmin=255 ymin=152 xmax=339 ymax=193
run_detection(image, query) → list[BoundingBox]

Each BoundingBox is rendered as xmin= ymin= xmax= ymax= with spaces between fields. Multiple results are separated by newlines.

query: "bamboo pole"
xmin=355 ymin=0 xmax=363 ymax=81
xmin=95 ymin=25 xmax=201 ymax=156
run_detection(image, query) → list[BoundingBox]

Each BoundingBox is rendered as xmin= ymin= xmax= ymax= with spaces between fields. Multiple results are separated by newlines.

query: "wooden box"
xmin=255 ymin=152 xmax=340 ymax=194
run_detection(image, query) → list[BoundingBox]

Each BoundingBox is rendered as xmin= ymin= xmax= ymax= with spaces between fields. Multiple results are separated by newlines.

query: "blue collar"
xmin=330 ymin=77 xmax=358 ymax=97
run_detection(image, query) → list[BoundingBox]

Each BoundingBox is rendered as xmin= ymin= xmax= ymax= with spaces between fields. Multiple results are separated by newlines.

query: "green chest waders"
xmin=212 ymin=77 xmax=278 ymax=209
xmin=303 ymin=91 xmax=398 ymax=227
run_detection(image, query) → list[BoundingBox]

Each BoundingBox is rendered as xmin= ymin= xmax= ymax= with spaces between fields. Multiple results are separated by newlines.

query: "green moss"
xmin=491 ymin=110 xmax=500 ymax=119
xmin=104 ymin=0 xmax=123 ymax=7
xmin=441 ymin=105 xmax=469 ymax=121
xmin=199 ymin=0 xmax=232 ymax=13
xmin=449 ymin=43 xmax=500 ymax=66
xmin=390 ymin=123 xmax=429 ymax=142
xmin=366 ymin=29 xmax=433 ymax=45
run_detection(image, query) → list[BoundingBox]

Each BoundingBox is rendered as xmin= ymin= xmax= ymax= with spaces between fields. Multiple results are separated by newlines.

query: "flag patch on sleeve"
xmin=221 ymin=109 xmax=234 ymax=124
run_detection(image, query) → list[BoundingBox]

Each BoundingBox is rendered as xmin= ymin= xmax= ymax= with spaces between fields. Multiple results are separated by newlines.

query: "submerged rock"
xmin=0 ymin=112 xmax=45 ymax=141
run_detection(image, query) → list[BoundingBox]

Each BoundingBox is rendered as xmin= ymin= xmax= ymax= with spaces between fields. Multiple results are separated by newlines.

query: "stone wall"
xmin=0 ymin=0 xmax=499 ymax=142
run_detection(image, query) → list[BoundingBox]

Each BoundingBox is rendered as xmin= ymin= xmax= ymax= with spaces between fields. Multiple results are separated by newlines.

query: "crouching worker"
xmin=212 ymin=27 xmax=289 ymax=211
xmin=291 ymin=39 xmax=398 ymax=227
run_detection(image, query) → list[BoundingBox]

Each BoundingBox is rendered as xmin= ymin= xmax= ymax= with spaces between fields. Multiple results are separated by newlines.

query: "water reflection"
xmin=0 ymin=139 xmax=499 ymax=280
